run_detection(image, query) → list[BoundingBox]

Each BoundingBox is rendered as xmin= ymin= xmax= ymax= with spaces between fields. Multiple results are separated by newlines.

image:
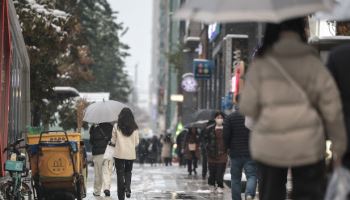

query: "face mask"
xmin=215 ymin=118 xmax=223 ymax=125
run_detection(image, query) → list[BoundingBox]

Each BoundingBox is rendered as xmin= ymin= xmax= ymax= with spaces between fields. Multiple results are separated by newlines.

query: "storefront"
xmin=196 ymin=23 xmax=260 ymax=111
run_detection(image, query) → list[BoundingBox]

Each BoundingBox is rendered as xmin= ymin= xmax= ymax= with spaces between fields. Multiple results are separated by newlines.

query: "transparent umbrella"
xmin=174 ymin=0 xmax=333 ymax=23
xmin=315 ymin=0 xmax=350 ymax=21
xmin=83 ymin=100 xmax=128 ymax=123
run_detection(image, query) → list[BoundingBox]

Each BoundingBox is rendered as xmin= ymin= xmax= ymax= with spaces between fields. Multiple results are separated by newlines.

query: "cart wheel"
xmin=32 ymin=176 xmax=44 ymax=200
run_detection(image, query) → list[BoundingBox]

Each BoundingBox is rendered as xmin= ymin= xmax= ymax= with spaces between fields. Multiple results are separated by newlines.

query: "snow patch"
xmin=25 ymin=0 xmax=69 ymax=20
xmin=193 ymin=190 xmax=211 ymax=193
xmin=95 ymin=2 xmax=105 ymax=11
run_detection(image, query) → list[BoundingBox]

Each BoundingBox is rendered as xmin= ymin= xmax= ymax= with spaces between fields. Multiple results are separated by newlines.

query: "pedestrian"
xmin=89 ymin=122 xmax=114 ymax=197
xmin=137 ymin=138 xmax=148 ymax=166
xmin=223 ymin=105 xmax=257 ymax=200
xmin=111 ymin=107 xmax=139 ymax=200
xmin=239 ymin=17 xmax=347 ymax=200
xmin=158 ymin=134 xmax=164 ymax=164
xmin=204 ymin=111 xmax=228 ymax=194
xmin=176 ymin=130 xmax=187 ymax=167
xmin=161 ymin=134 xmax=173 ymax=166
xmin=199 ymin=120 xmax=214 ymax=179
xmin=148 ymin=136 xmax=159 ymax=166
xmin=327 ymin=43 xmax=350 ymax=169
xmin=184 ymin=127 xmax=200 ymax=176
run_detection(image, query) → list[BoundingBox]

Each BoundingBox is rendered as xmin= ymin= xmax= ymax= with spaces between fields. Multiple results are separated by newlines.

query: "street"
xmin=85 ymin=164 xmax=232 ymax=200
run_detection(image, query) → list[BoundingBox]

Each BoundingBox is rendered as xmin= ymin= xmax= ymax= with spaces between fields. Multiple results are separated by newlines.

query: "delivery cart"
xmin=27 ymin=131 xmax=87 ymax=200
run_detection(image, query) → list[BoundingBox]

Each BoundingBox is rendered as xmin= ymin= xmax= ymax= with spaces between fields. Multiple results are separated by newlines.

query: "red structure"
xmin=0 ymin=0 xmax=13 ymax=176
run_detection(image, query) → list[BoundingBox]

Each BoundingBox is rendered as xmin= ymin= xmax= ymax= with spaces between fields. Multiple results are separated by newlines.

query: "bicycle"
xmin=0 ymin=138 xmax=32 ymax=200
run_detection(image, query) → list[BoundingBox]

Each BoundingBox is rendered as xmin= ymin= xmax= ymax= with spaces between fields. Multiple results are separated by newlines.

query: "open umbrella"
xmin=315 ymin=0 xmax=350 ymax=21
xmin=83 ymin=100 xmax=128 ymax=123
xmin=193 ymin=109 xmax=217 ymax=121
xmin=185 ymin=120 xmax=210 ymax=129
xmin=174 ymin=0 xmax=333 ymax=23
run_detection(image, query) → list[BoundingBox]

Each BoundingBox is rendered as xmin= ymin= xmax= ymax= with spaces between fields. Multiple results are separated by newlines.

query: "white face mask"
xmin=215 ymin=118 xmax=223 ymax=125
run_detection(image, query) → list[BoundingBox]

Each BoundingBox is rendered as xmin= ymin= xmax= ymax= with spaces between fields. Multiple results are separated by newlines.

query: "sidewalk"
xmin=85 ymin=164 xmax=232 ymax=200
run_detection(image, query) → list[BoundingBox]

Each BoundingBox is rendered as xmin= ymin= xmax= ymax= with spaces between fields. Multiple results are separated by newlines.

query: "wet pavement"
xmin=85 ymin=164 xmax=232 ymax=200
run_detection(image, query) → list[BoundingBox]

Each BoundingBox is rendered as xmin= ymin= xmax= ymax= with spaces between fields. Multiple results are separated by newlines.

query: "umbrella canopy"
xmin=193 ymin=109 xmax=217 ymax=122
xmin=83 ymin=100 xmax=128 ymax=123
xmin=185 ymin=120 xmax=210 ymax=129
xmin=174 ymin=0 xmax=333 ymax=23
xmin=315 ymin=0 xmax=350 ymax=21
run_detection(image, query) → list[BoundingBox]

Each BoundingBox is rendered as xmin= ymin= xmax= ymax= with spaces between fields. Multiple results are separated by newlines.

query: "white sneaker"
xmin=210 ymin=186 xmax=216 ymax=193
xmin=246 ymin=195 xmax=254 ymax=200
xmin=216 ymin=187 xmax=224 ymax=194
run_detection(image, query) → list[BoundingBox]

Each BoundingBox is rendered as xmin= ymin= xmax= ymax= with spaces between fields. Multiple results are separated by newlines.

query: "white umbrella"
xmin=315 ymin=0 xmax=350 ymax=21
xmin=174 ymin=0 xmax=333 ymax=23
xmin=83 ymin=100 xmax=128 ymax=123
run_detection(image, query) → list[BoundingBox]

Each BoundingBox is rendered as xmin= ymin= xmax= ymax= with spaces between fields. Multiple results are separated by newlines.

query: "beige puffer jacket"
xmin=239 ymin=33 xmax=347 ymax=167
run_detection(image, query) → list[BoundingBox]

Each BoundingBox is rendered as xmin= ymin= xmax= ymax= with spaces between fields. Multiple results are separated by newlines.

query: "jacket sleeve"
xmin=89 ymin=126 xmax=95 ymax=145
xmin=223 ymin=115 xmax=232 ymax=151
xmin=111 ymin=124 xmax=117 ymax=145
xmin=314 ymin=62 xmax=347 ymax=158
xmin=239 ymin=61 xmax=260 ymax=119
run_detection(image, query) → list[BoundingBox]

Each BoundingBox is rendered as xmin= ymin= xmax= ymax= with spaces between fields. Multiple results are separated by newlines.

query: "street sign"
xmin=193 ymin=59 xmax=214 ymax=79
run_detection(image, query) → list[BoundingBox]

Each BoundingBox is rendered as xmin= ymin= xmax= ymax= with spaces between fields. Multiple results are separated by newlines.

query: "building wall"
xmin=197 ymin=23 xmax=260 ymax=112
xmin=150 ymin=0 xmax=169 ymax=134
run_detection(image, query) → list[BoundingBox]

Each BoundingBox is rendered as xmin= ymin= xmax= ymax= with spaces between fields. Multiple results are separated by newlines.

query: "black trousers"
xmin=187 ymin=151 xmax=198 ymax=174
xmin=208 ymin=162 xmax=226 ymax=188
xmin=258 ymin=160 xmax=326 ymax=200
xmin=115 ymin=158 xmax=134 ymax=200
xmin=201 ymin=150 xmax=208 ymax=178
xmin=164 ymin=157 xmax=172 ymax=166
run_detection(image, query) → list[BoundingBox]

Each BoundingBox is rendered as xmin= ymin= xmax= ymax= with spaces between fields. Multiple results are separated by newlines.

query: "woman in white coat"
xmin=111 ymin=107 xmax=139 ymax=200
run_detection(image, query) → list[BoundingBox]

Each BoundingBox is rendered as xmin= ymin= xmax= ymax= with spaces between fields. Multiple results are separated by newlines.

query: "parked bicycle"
xmin=0 ymin=138 xmax=32 ymax=200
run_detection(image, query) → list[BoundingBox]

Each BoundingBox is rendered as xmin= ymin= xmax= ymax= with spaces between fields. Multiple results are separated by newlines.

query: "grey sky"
xmin=107 ymin=0 xmax=152 ymax=109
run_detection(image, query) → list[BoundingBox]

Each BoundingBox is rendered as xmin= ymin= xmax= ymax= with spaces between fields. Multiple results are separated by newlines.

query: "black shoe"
xmin=193 ymin=169 xmax=197 ymax=175
xmin=104 ymin=190 xmax=110 ymax=197
xmin=125 ymin=190 xmax=131 ymax=198
xmin=93 ymin=192 xmax=100 ymax=196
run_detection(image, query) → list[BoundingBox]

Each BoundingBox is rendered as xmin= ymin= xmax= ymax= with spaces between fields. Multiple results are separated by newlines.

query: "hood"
xmin=271 ymin=33 xmax=318 ymax=57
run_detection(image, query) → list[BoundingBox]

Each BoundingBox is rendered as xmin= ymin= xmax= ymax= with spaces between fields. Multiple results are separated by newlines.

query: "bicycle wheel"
xmin=0 ymin=180 xmax=32 ymax=200
xmin=20 ymin=182 xmax=32 ymax=200
xmin=0 ymin=180 xmax=13 ymax=200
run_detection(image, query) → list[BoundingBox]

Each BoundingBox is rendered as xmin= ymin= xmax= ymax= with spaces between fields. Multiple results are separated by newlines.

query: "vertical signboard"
xmin=193 ymin=59 xmax=214 ymax=80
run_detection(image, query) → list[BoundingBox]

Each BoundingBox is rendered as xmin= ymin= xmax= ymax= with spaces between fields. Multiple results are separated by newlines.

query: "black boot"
xmin=125 ymin=172 xmax=132 ymax=198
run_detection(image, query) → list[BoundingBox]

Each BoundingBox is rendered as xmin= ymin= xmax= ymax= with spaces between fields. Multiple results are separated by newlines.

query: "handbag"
xmin=188 ymin=143 xmax=196 ymax=151
xmin=103 ymin=144 xmax=115 ymax=160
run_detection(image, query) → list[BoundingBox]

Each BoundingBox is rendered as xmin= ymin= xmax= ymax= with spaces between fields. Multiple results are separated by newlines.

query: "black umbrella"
xmin=185 ymin=120 xmax=209 ymax=129
xmin=193 ymin=109 xmax=217 ymax=121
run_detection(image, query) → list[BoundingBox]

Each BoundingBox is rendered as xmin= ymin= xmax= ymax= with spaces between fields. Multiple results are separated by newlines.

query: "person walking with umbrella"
xmin=89 ymin=122 xmax=113 ymax=197
xmin=111 ymin=107 xmax=139 ymax=200
xmin=240 ymin=18 xmax=346 ymax=200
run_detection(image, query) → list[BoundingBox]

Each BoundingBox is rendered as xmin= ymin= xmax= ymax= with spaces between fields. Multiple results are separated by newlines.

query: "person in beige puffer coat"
xmin=239 ymin=18 xmax=347 ymax=200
